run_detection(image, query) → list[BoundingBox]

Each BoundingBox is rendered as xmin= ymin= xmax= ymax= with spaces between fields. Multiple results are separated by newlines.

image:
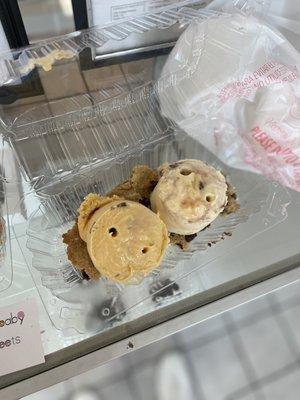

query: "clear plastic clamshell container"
xmin=0 ymin=1 xmax=290 ymax=336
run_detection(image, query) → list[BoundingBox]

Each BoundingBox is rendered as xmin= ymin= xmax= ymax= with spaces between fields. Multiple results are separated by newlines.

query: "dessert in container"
xmin=0 ymin=1 xmax=291 ymax=335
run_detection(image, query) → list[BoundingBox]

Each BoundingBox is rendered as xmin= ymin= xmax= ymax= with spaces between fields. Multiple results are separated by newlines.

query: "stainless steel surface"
xmin=2 ymin=266 xmax=300 ymax=399
xmin=94 ymin=41 xmax=177 ymax=62
xmin=94 ymin=24 xmax=183 ymax=59
xmin=22 ymin=276 xmax=300 ymax=400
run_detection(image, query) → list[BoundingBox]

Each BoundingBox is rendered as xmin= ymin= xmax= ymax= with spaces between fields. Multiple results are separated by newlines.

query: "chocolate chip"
xmin=139 ymin=198 xmax=150 ymax=208
xmin=127 ymin=341 xmax=134 ymax=349
xmin=205 ymin=194 xmax=215 ymax=203
xmin=117 ymin=202 xmax=127 ymax=208
xmin=199 ymin=182 xmax=204 ymax=190
xmin=180 ymin=169 xmax=192 ymax=176
xmin=169 ymin=162 xmax=178 ymax=169
xmin=185 ymin=233 xmax=197 ymax=242
xmin=149 ymin=180 xmax=158 ymax=189
xmin=82 ymin=271 xmax=90 ymax=280
xmin=232 ymin=193 xmax=237 ymax=199
xmin=108 ymin=227 xmax=118 ymax=237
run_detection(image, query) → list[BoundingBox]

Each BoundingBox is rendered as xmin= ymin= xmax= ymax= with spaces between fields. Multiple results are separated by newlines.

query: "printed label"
xmin=245 ymin=124 xmax=300 ymax=190
xmin=0 ymin=299 xmax=45 ymax=377
xmin=251 ymin=126 xmax=300 ymax=166
xmin=218 ymin=61 xmax=298 ymax=103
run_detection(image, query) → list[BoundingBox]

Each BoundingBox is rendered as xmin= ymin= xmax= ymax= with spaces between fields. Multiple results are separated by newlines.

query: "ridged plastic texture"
xmin=0 ymin=0 xmax=269 ymax=85
xmin=1 ymin=0 xmax=271 ymax=85
xmin=0 ymin=1 xmax=270 ymax=187
xmin=0 ymin=6 xmax=219 ymax=84
xmin=10 ymin=84 xmax=176 ymax=185
xmin=22 ymin=133 xmax=289 ymax=333
xmin=1 ymin=0 xmax=280 ymax=334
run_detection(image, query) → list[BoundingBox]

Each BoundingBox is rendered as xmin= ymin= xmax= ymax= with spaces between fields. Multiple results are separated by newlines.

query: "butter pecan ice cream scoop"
xmin=78 ymin=194 xmax=169 ymax=283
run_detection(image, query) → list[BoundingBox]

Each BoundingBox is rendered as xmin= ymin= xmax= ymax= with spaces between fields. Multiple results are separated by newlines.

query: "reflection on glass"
xmin=18 ymin=0 xmax=74 ymax=43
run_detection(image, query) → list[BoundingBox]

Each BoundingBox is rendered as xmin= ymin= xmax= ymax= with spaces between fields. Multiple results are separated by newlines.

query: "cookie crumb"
xmin=139 ymin=197 xmax=151 ymax=208
xmin=64 ymin=165 xmax=158 ymax=278
xmin=185 ymin=233 xmax=197 ymax=243
xmin=222 ymin=183 xmax=240 ymax=215
xmin=169 ymin=233 xmax=189 ymax=250
xmin=117 ymin=202 xmax=127 ymax=208
xmin=62 ymin=223 xmax=101 ymax=280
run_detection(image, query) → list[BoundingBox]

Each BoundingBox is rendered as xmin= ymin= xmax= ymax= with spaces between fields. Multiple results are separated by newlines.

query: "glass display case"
xmin=0 ymin=1 xmax=299 ymax=398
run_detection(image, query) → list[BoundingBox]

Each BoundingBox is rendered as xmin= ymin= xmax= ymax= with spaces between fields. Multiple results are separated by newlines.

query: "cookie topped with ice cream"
xmin=77 ymin=194 xmax=169 ymax=283
xmin=63 ymin=161 xmax=237 ymax=284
